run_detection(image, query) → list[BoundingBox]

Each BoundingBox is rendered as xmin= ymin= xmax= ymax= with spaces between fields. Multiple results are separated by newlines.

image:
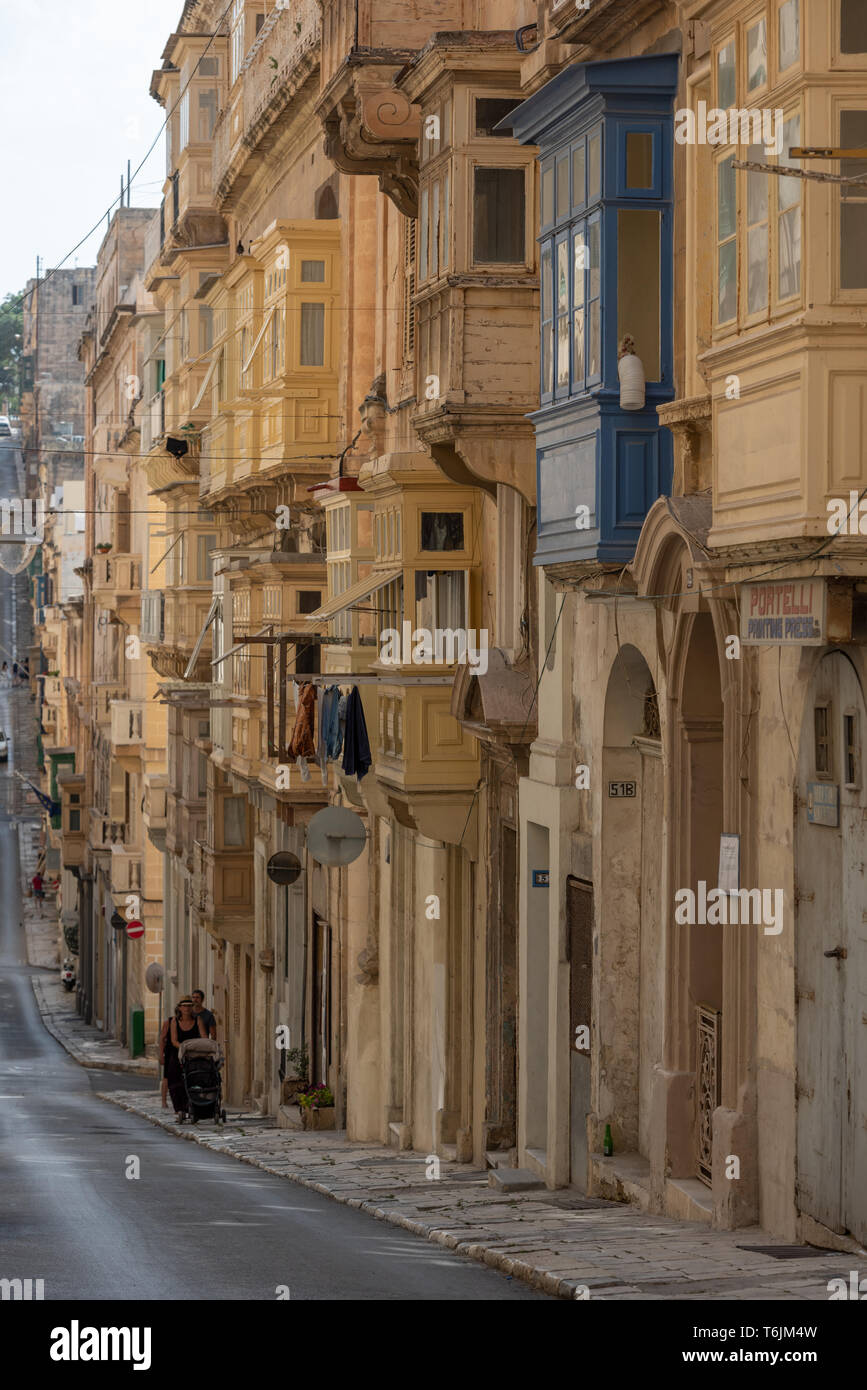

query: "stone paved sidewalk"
xmin=19 ymin=819 xmax=158 ymax=1078
xmin=32 ymin=976 xmax=158 ymax=1076
xmin=101 ymin=1089 xmax=864 ymax=1301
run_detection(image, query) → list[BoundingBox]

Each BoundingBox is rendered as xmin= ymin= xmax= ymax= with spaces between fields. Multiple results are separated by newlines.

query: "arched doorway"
xmin=796 ymin=651 xmax=867 ymax=1245
xmin=671 ymin=611 xmax=724 ymax=1186
xmin=597 ymin=644 xmax=663 ymax=1159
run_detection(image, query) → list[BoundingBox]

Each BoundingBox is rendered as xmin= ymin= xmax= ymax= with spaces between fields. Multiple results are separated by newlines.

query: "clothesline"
xmin=282 ymin=672 xmax=454 ymax=685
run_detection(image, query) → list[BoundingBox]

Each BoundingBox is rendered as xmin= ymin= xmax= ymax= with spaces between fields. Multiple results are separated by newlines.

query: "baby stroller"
xmin=178 ymin=1038 xmax=226 ymax=1125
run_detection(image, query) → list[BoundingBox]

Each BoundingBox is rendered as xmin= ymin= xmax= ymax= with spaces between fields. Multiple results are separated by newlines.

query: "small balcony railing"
xmin=111 ymin=699 xmax=145 ymax=747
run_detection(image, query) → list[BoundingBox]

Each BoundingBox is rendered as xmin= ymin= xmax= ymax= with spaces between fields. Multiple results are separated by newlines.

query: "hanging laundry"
xmin=341 ymin=685 xmax=371 ymax=781
xmin=317 ymin=684 xmax=343 ymax=781
xmin=288 ymin=681 xmax=316 ymax=781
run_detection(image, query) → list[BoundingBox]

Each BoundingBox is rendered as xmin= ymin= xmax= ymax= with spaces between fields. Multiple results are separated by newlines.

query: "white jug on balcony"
xmin=618 ymin=335 xmax=645 ymax=411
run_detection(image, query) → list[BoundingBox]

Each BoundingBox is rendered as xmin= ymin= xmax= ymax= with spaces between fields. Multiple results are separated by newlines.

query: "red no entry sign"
xmin=126 ymin=919 xmax=144 ymax=939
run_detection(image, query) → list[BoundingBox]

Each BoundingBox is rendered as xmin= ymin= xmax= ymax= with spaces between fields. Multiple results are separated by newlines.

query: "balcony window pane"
xmin=748 ymin=224 xmax=769 ymax=313
xmin=572 ymin=307 xmax=585 ymax=382
xmin=779 ymin=0 xmax=800 ymax=71
xmin=717 ymin=40 xmax=736 ymax=108
xmin=419 ymin=186 xmax=429 ymax=279
xmin=747 ymin=19 xmax=767 ymax=90
xmin=542 ymin=165 xmax=554 ymax=226
xmin=588 ymin=130 xmax=601 ymax=202
xmin=779 ymin=207 xmax=801 ymax=298
xmin=747 ymin=143 xmax=769 ymax=313
xmin=556 ymin=239 xmax=569 ymax=388
xmin=588 ymin=221 xmax=600 ymax=300
xmin=475 ymin=97 xmax=521 ymax=137
xmin=421 ymin=512 xmax=464 ymax=551
xmin=573 ymin=232 xmax=585 ymax=306
xmin=473 ymin=168 xmax=525 ymax=262
xmin=718 ymin=155 xmax=736 ymax=240
xmin=718 ymin=240 xmax=737 ymax=322
xmin=223 ymin=795 xmax=246 ymax=847
xmin=541 ymin=245 xmax=553 ymax=394
xmin=626 ymin=132 xmax=654 ymax=189
xmin=301 ymin=260 xmax=325 ymax=282
xmin=300 ymin=303 xmax=325 ymax=366
xmin=840 ymin=111 xmax=867 ymax=288
xmin=588 ymin=301 xmax=600 ymax=378
xmin=779 ymin=115 xmax=802 ymax=210
xmin=556 ymin=154 xmax=570 ymax=221
xmin=442 ymin=97 xmax=451 ymax=149
xmin=198 ymin=90 xmax=217 ymax=141
xmin=431 ymin=180 xmax=440 ymax=278
xmin=618 ymin=209 xmax=660 ymax=380
xmin=442 ymin=170 xmax=450 ymax=268
xmin=841 ymin=204 xmax=867 ymax=288
xmin=572 ymin=144 xmax=585 ymax=209
xmin=841 ymin=0 xmax=867 ymax=53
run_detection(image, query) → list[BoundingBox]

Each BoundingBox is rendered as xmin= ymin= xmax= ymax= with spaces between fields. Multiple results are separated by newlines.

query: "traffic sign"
xmin=126 ymin=919 xmax=144 ymax=940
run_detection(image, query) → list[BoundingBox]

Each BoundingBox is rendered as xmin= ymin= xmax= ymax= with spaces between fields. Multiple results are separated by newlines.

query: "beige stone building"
xmin=48 ymin=0 xmax=866 ymax=1257
xmin=59 ymin=207 xmax=168 ymax=1050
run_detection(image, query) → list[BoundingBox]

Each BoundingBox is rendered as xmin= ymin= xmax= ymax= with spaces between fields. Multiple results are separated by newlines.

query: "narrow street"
xmin=0 ymin=440 xmax=541 ymax=1303
xmin=0 ymin=844 xmax=543 ymax=1302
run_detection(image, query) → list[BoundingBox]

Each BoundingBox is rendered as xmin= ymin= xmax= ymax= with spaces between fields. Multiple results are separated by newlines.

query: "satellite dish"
xmin=306 ymin=806 xmax=367 ymax=867
xmin=267 ymin=851 xmax=302 ymax=886
xmin=145 ymin=962 xmax=164 ymax=993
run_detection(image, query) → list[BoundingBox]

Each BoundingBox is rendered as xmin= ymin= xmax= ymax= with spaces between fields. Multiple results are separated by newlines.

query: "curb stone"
xmin=98 ymin=1091 xmax=566 ymax=1299
xmin=31 ymin=977 xmax=158 ymax=1077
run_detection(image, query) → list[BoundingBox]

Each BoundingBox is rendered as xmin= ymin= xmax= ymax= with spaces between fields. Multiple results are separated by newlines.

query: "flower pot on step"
xmin=302 ymin=1107 xmax=335 ymax=1131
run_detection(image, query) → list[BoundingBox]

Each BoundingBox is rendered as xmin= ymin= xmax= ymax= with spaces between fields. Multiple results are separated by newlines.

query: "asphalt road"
xmin=0 ymin=440 xmax=545 ymax=1301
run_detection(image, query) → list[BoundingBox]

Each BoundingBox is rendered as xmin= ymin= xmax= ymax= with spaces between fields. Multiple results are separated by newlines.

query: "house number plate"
xmin=608 ymin=781 xmax=637 ymax=798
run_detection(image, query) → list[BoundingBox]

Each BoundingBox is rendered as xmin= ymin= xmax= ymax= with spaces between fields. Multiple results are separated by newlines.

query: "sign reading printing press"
xmin=740 ymin=579 xmax=825 ymax=645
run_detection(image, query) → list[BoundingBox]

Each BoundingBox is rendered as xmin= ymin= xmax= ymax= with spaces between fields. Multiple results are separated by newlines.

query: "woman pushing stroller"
xmin=163 ymin=997 xmax=207 ymax=1122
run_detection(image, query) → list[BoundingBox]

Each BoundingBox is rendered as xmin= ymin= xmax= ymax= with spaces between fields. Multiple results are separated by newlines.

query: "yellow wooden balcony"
xmin=374 ymin=679 xmax=479 ymax=794
xmin=192 ymin=838 xmax=254 ymax=944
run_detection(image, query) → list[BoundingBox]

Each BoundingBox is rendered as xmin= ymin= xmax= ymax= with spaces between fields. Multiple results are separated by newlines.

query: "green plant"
xmin=284 ymin=1044 xmax=308 ymax=1080
xmin=297 ymin=1082 xmax=334 ymax=1109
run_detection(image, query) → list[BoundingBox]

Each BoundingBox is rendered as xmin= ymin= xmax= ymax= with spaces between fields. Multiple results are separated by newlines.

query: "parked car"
xmin=0 ymin=731 xmax=8 ymax=760
xmin=0 ymin=417 xmax=12 ymax=438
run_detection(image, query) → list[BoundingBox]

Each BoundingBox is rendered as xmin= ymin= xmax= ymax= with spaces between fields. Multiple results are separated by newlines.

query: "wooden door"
xmin=797 ymin=653 xmax=867 ymax=1242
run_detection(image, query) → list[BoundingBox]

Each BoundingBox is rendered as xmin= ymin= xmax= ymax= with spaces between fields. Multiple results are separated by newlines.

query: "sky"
xmin=0 ymin=0 xmax=185 ymax=301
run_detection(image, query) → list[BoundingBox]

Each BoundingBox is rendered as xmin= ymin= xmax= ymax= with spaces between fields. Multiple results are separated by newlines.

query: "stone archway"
xmin=597 ymin=643 xmax=664 ymax=1161
xmin=670 ymin=610 xmax=724 ymax=1187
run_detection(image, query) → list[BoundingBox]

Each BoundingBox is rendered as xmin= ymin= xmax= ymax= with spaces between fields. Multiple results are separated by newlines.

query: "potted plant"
xmin=95 ymin=542 xmax=112 ymax=554
xmin=280 ymin=1044 xmax=309 ymax=1105
xmin=297 ymin=1082 xmax=335 ymax=1130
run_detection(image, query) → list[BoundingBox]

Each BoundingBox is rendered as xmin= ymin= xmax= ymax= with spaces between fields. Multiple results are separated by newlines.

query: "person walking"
xmin=31 ymin=873 xmax=44 ymax=910
xmin=166 ymin=998 xmax=207 ymax=1121
xmin=191 ymin=990 xmax=216 ymax=1039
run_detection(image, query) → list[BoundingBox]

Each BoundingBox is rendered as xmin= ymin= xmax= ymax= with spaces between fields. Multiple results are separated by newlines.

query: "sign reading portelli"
xmin=740 ymin=579 xmax=825 ymax=645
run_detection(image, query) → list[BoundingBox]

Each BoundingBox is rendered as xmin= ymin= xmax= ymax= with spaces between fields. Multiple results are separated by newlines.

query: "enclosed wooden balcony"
xmin=192 ymin=838 xmax=254 ymax=944
xmin=91 ymin=553 xmax=142 ymax=624
xmin=213 ymin=0 xmax=319 ymax=211
xmin=110 ymin=843 xmax=142 ymax=896
xmin=57 ymin=770 xmax=86 ymax=870
xmin=110 ymin=699 xmax=145 ymax=749
xmin=374 ymin=679 xmax=480 ymax=795
xmin=143 ymin=775 xmax=168 ymax=851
